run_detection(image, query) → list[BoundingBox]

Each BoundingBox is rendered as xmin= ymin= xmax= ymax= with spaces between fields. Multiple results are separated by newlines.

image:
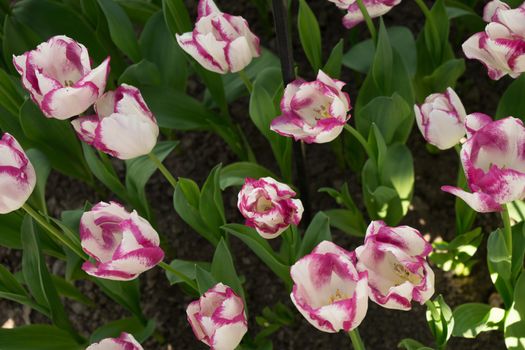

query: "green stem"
xmin=22 ymin=204 xmax=86 ymax=259
xmin=344 ymin=124 xmax=373 ymax=159
xmin=158 ymin=261 xmax=199 ymax=292
xmin=413 ymin=0 xmax=432 ymax=19
xmin=238 ymin=69 xmax=253 ymax=93
xmin=501 ymin=204 xmax=513 ymax=257
xmin=148 ymin=152 xmax=177 ymax=189
xmin=454 ymin=144 xmax=462 ymax=156
xmin=355 ymin=0 xmax=377 ymax=42
xmin=348 ymin=328 xmax=366 ymax=350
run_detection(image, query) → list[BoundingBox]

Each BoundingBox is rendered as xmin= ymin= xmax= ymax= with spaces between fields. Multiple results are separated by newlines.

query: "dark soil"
xmin=0 ymin=0 xmax=513 ymax=349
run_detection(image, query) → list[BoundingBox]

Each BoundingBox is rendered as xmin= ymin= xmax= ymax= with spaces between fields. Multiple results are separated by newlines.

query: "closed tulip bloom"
xmin=13 ymin=35 xmax=110 ymax=120
xmin=414 ymin=87 xmax=467 ymax=150
xmin=237 ymin=177 xmax=303 ymax=239
xmin=187 ymin=283 xmax=248 ymax=350
xmin=355 ymin=221 xmax=434 ymax=311
xmin=86 ymin=333 xmax=143 ymax=350
xmin=290 ymin=241 xmax=368 ymax=333
xmin=270 ymin=70 xmax=351 ymax=144
xmin=442 ymin=116 xmax=525 ymax=213
xmin=328 ymin=0 xmax=402 ymax=29
xmin=176 ymin=0 xmax=260 ymax=74
xmin=80 ymin=202 xmax=164 ymax=281
xmin=71 ymin=84 xmax=159 ymax=160
xmin=0 ymin=134 xmax=36 ymax=214
xmin=462 ymin=1 xmax=525 ymax=80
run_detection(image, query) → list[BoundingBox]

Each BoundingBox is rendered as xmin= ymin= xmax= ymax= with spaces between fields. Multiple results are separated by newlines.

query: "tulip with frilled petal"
xmin=270 ymin=70 xmax=351 ymax=144
xmin=71 ymin=84 xmax=159 ymax=160
xmin=176 ymin=0 xmax=260 ymax=74
xmin=462 ymin=0 xmax=525 ymax=80
xmin=13 ymin=35 xmax=110 ymax=120
xmin=414 ymin=87 xmax=467 ymax=150
xmin=86 ymin=333 xmax=143 ymax=350
xmin=80 ymin=201 xmax=164 ymax=280
xmin=290 ymin=241 xmax=368 ymax=333
xmin=328 ymin=0 xmax=402 ymax=29
xmin=355 ymin=221 xmax=434 ymax=310
xmin=187 ymin=283 xmax=248 ymax=350
xmin=442 ymin=116 xmax=525 ymax=213
xmin=0 ymin=134 xmax=36 ymax=214
xmin=237 ymin=177 xmax=303 ymax=239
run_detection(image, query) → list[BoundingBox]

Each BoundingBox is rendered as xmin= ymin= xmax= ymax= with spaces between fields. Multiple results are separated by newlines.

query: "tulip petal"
xmin=441 ymin=185 xmax=502 ymax=212
xmin=465 ymin=113 xmax=493 ymax=137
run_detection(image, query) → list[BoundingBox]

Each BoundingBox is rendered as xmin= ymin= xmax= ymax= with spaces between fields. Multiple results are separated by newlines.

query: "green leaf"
xmin=115 ymin=0 xmax=159 ymax=24
xmin=0 ymin=212 xmax=24 ymax=249
xmin=487 ymin=228 xmax=513 ymax=307
xmin=199 ymin=165 xmax=226 ymax=236
xmin=323 ymin=40 xmax=344 ymax=78
xmin=298 ymin=212 xmax=331 ymax=257
xmin=0 ymin=325 xmax=83 ymax=350
xmin=323 ymin=209 xmax=366 ymax=237
xmin=452 ymin=303 xmax=504 ymax=338
xmin=2 ymin=15 xmax=42 ymax=69
xmin=94 ymin=279 xmax=144 ymax=322
xmin=90 ymin=317 xmax=155 ymax=343
xmin=219 ymin=162 xmax=278 ymax=190
xmin=496 ymin=75 xmax=525 ymax=121
xmin=25 ymin=149 xmax=50 ymax=214
xmin=195 ymin=265 xmax=217 ymax=294
xmin=97 ymin=0 xmax=142 ymax=62
xmin=398 ymin=338 xmax=432 ymax=350
xmin=298 ymin=0 xmax=322 ymax=70
xmin=118 ymin=59 xmax=162 ymax=86
xmin=162 ymin=0 xmax=192 ymax=34
xmin=51 ymin=275 xmax=94 ymax=307
xmin=426 ymin=295 xmax=454 ymax=347
xmin=211 ymin=239 xmax=245 ymax=300
xmin=505 ymin=271 xmax=525 ymax=350
xmin=373 ymin=20 xmax=393 ymax=93
xmin=165 ymin=259 xmax=211 ymax=285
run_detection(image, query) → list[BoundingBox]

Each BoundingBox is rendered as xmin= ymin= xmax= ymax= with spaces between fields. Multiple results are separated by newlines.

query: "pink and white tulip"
xmin=462 ymin=1 xmax=525 ymax=80
xmin=86 ymin=332 xmax=143 ymax=350
xmin=13 ymin=35 xmax=110 ymax=120
xmin=328 ymin=0 xmax=402 ymax=29
xmin=0 ymin=134 xmax=36 ymax=214
xmin=71 ymin=84 xmax=159 ymax=160
xmin=187 ymin=283 xmax=248 ymax=350
xmin=237 ymin=177 xmax=303 ymax=239
xmin=442 ymin=116 xmax=525 ymax=213
xmin=290 ymin=241 xmax=368 ymax=333
xmin=414 ymin=87 xmax=467 ymax=150
xmin=270 ymin=70 xmax=351 ymax=144
xmin=355 ymin=221 xmax=434 ymax=311
xmin=80 ymin=201 xmax=164 ymax=281
xmin=176 ymin=0 xmax=261 ymax=74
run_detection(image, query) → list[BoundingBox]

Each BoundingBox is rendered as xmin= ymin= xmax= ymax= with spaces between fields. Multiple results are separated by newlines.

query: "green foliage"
xmin=297 ymin=0 xmax=322 ymax=71
xmin=453 ymin=303 xmax=505 ymax=338
xmin=426 ymin=295 xmax=454 ymax=348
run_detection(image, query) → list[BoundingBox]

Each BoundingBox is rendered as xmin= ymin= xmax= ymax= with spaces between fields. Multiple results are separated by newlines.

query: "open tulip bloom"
xmin=80 ymin=201 xmax=164 ymax=280
xmin=462 ymin=0 xmax=525 ymax=80
xmin=290 ymin=241 xmax=368 ymax=333
xmin=270 ymin=70 xmax=351 ymax=144
xmin=86 ymin=332 xmax=143 ymax=350
xmin=328 ymin=0 xmax=402 ymax=29
xmin=176 ymin=0 xmax=261 ymax=74
xmin=442 ymin=116 xmax=525 ymax=213
xmin=355 ymin=221 xmax=434 ymax=311
xmin=13 ymin=35 xmax=110 ymax=119
xmin=187 ymin=283 xmax=248 ymax=350
xmin=0 ymin=133 xmax=36 ymax=214
xmin=71 ymin=84 xmax=159 ymax=160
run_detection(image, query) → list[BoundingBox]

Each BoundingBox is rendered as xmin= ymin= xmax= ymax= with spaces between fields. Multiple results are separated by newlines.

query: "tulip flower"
xmin=86 ymin=332 xmax=143 ymax=350
xmin=13 ymin=35 xmax=110 ymax=120
xmin=442 ymin=117 xmax=525 ymax=213
xmin=462 ymin=0 xmax=525 ymax=80
xmin=414 ymin=87 xmax=467 ymax=150
xmin=176 ymin=0 xmax=261 ymax=74
xmin=328 ymin=0 xmax=402 ymax=29
xmin=71 ymin=84 xmax=159 ymax=160
xmin=0 ymin=133 xmax=36 ymax=214
xmin=187 ymin=283 xmax=248 ymax=350
xmin=355 ymin=221 xmax=434 ymax=310
xmin=270 ymin=70 xmax=351 ymax=144
xmin=290 ymin=241 xmax=368 ymax=333
xmin=237 ymin=177 xmax=303 ymax=239
xmin=80 ymin=201 xmax=164 ymax=280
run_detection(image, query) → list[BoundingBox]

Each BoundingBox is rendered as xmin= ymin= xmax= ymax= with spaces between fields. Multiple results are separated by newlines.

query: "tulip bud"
xmin=463 ymin=1 xmax=525 ymax=80
xmin=80 ymin=202 xmax=164 ymax=281
xmin=290 ymin=241 xmax=368 ymax=333
xmin=71 ymin=84 xmax=159 ymax=160
xmin=13 ymin=35 xmax=110 ymax=120
xmin=270 ymin=70 xmax=351 ymax=144
xmin=187 ymin=283 xmax=248 ymax=350
xmin=86 ymin=332 xmax=143 ymax=350
xmin=442 ymin=117 xmax=525 ymax=213
xmin=237 ymin=177 xmax=303 ymax=239
xmin=328 ymin=0 xmax=402 ymax=29
xmin=0 ymin=133 xmax=36 ymax=214
xmin=414 ymin=87 xmax=467 ymax=150
xmin=176 ymin=0 xmax=260 ymax=74
xmin=355 ymin=221 xmax=434 ymax=310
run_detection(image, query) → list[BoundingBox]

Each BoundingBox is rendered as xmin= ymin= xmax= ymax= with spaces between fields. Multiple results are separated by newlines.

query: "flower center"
xmin=313 ymin=104 xmax=331 ymax=121
xmin=255 ymin=197 xmax=273 ymax=212
xmin=392 ymin=262 xmax=422 ymax=286
xmin=64 ymin=80 xmax=75 ymax=87
xmin=327 ymin=288 xmax=348 ymax=304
